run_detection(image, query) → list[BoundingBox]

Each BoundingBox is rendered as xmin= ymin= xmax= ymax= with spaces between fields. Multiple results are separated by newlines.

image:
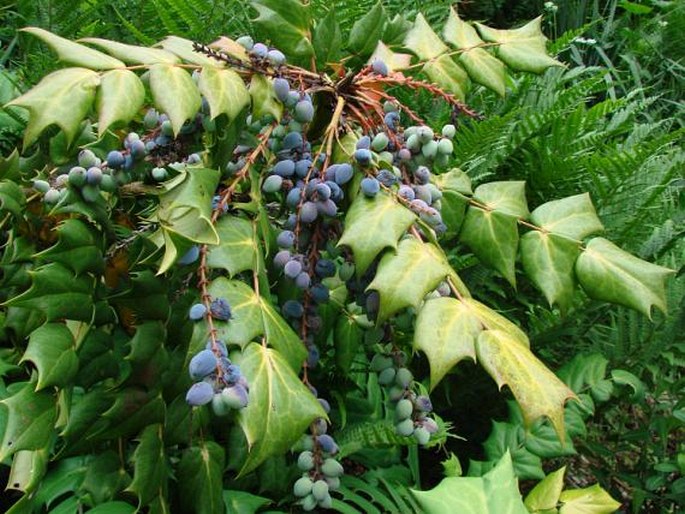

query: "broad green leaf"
xmin=0 ymin=383 xmax=57 ymax=461
xmin=463 ymin=298 xmax=529 ymax=347
xmin=559 ymin=484 xmax=621 ymax=514
xmin=206 ymin=216 xmax=258 ymax=275
xmin=575 ymin=237 xmax=674 ymax=318
xmin=160 ymin=36 xmax=223 ymax=67
xmin=530 ymin=193 xmax=603 ymax=240
xmin=195 ymin=278 xmax=307 ymax=371
xmin=414 ymin=297 xmax=481 ymax=388
xmin=520 ymin=231 xmax=581 ymax=313
xmin=97 ymin=69 xmax=145 ymax=136
xmin=334 ymin=314 xmax=363 ymax=374
xmin=368 ymin=41 xmax=412 ymax=71
xmin=7 ymin=68 xmax=99 ymax=148
xmin=338 ymin=192 xmax=416 ymax=275
xmin=199 ymin=67 xmax=250 ymax=122
xmin=251 ymin=0 xmax=314 ymax=62
xmin=525 ymin=416 xmax=577 ymax=458
xmin=125 ymin=424 xmax=167 ymax=506
xmin=434 ymin=168 xmax=472 ymax=195
xmin=483 ymin=421 xmax=545 ymax=480
xmin=368 ymin=238 xmax=454 ymax=322
xmin=476 ymin=330 xmax=576 ymax=441
xmin=236 ymin=343 xmax=327 ymax=475
xmin=7 ymin=449 xmax=48 ymax=493
xmin=209 ymin=37 xmax=250 ymax=62
xmin=404 ymin=13 xmax=448 ymax=60
xmin=249 ymin=74 xmax=283 ymax=122
xmin=610 ymin=369 xmax=645 ymax=401
xmin=0 ymin=180 xmax=26 ymax=217
xmin=87 ymin=502 xmax=136 ymax=514
xmin=423 ymin=54 xmax=469 ymax=101
xmin=440 ymin=190 xmax=470 ymax=236
xmin=21 ymin=323 xmax=78 ymax=390
xmin=32 ymin=457 xmax=88 ymax=509
xmin=349 ymin=1 xmax=387 ymax=57
xmin=443 ymin=8 xmax=506 ymax=96
xmin=411 ymin=452 xmax=528 ymax=513
xmin=35 ymin=219 xmax=104 ymax=275
xmin=476 ymin=17 xmax=563 ymax=74
xmin=79 ymin=452 xmax=130 ymax=504
xmin=313 ymin=10 xmax=342 ymax=65
xmin=99 ymin=391 xmax=165 ymax=440
xmin=176 ymin=441 xmax=226 ymax=514
xmin=223 ymin=490 xmax=271 ymax=514
xmin=126 ymin=321 xmax=167 ymax=365
xmin=556 ymin=353 xmax=608 ymax=393
xmin=80 ymin=38 xmax=178 ymax=64
xmin=6 ymin=263 xmax=95 ymax=321
xmin=473 ymin=181 xmax=529 ymax=217
xmin=525 ymin=467 xmax=566 ymax=512
xmin=149 ymin=64 xmax=201 ymax=136
xmin=21 ymin=27 xmax=124 ymax=69
xmin=459 ymin=207 xmax=519 ymax=286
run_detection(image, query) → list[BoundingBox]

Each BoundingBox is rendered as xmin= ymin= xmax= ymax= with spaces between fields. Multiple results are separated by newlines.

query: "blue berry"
xmin=186 ymin=381 xmax=214 ymax=406
xmin=372 ymin=59 xmax=389 ymax=76
xmin=354 ymin=149 xmax=373 ymax=166
xmin=210 ymin=298 xmax=232 ymax=321
xmin=189 ymin=303 xmax=207 ymax=321
xmin=106 ymin=150 xmax=125 ymax=169
xmin=179 ymin=246 xmax=200 ymax=265
xmin=360 ymin=177 xmax=380 ymax=197
xmin=189 ymin=349 xmax=217 ymax=380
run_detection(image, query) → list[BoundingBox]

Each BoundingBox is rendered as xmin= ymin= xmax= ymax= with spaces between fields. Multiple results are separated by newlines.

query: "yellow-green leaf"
xmin=443 ymin=8 xmax=506 ymax=96
xmin=476 ymin=17 xmax=564 ymax=74
xmin=404 ymin=13 xmax=448 ymax=60
xmin=367 ymin=41 xmax=412 ymax=71
xmin=149 ymin=64 xmax=201 ymax=136
xmin=97 ymin=69 xmax=145 ymax=136
xmin=423 ymin=54 xmax=469 ymax=101
xmin=530 ymin=193 xmax=603 ymax=241
xmin=81 ymin=37 xmax=179 ymax=64
xmin=7 ymin=68 xmax=99 ymax=148
xmin=198 ymin=67 xmax=250 ymax=122
xmin=160 ymin=36 xmax=224 ymax=67
xmin=473 ymin=181 xmax=529 ymax=217
xmin=22 ymin=27 xmax=124 ymax=69
xmin=525 ymin=467 xmax=566 ymax=512
xmin=476 ymin=330 xmax=577 ymax=441
xmin=250 ymin=74 xmax=283 ymax=122
xmin=7 ymin=449 xmax=48 ymax=494
xmin=576 ymin=238 xmax=674 ymax=318
xmin=236 ymin=343 xmax=327 ymax=476
xmin=463 ymin=298 xmax=529 ymax=347
xmin=206 ymin=216 xmax=259 ymax=276
xmin=559 ymin=484 xmax=621 ymax=514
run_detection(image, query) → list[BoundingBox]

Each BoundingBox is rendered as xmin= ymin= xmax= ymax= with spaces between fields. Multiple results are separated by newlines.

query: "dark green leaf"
xmin=335 ymin=314 xmax=363 ymax=374
xmin=483 ymin=421 xmax=545 ymax=480
xmin=35 ymin=219 xmax=104 ymax=275
xmin=223 ymin=490 xmax=271 ymax=514
xmin=178 ymin=442 xmax=225 ymax=514
xmin=251 ymin=0 xmax=313 ymax=62
xmin=349 ymin=1 xmax=387 ymax=57
xmin=21 ymin=323 xmax=78 ymax=390
xmin=125 ymin=424 xmax=167 ymax=506
xmin=0 ymin=180 xmax=26 ymax=217
xmin=83 ymin=502 xmax=135 ymax=514
xmin=313 ymin=10 xmax=342 ymax=66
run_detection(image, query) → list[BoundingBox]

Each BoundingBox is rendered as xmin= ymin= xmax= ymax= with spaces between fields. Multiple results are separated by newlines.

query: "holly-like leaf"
xmin=575 ymin=237 xmax=674 ymax=318
xmin=0 ymin=382 xmax=57 ymax=461
xmin=473 ymin=181 xmax=529 ymax=218
xmin=99 ymin=390 xmax=165 ymax=440
xmin=530 ymin=193 xmax=604 ymax=240
xmin=404 ymin=13 xmax=448 ymax=60
xmin=96 ymin=69 xmax=145 ymax=136
xmin=520 ymin=231 xmax=581 ymax=313
xmin=236 ymin=343 xmax=327 ymax=476
xmin=476 ymin=17 xmax=564 ymax=74
xmin=443 ymin=8 xmax=506 ymax=96
xmin=149 ymin=64 xmax=201 ymax=136
xmin=192 ymin=278 xmax=307 ymax=371
xmin=338 ymin=192 xmax=416 ymax=275
xmin=313 ymin=10 xmax=342 ymax=65
xmin=160 ymin=36 xmax=223 ymax=67
xmin=80 ymin=38 xmax=179 ymax=64
xmin=368 ymin=41 xmax=412 ymax=71
xmin=198 ymin=67 xmax=250 ymax=122
xmin=223 ymin=490 xmax=271 ymax=514
xmin=476 ymin=330 xmax=576 ymax=441
xmin=21 ymin=27 xmax=124 ymax=69
xmin=459 ymin=207 xmax=519 ymax=286
xmin=334 ymin=314 xmax=363 ymax=374
xmin=205 ymin=216 xmax=259 ymax=275
xmin=411 ymin=452 xmax=528 ymax=513
xmin=483 ymin=421 xmax=545 ymax=480
xmin=349 ymin=1 xmax=387 ymax=57
xmin=0 ymin=180 xmax=26 ymax=217
xmin=414 ymin=297 xmax=481 ymax=388
xmin=250 ymin=74 xmax=283 ymax=122
xmin=177 ymin=442 xmax=225 ymax=514
xmin=7 ymin=67 xmax=100 ymax=148
xmin=559 ymin=484 xmax=621 ymax=514
xmin=464 ymin=298 xmax=529 ymax=346
xmin=21 ymin=323 xmax=78 ymax=391
xmin=35 ymin=219 xmax=104 ymax=275
xmin=423 ymin=54 xmax=470 ymax=101
xmin=434 ymin=168 xmax=472 ymax=195
xmin=525 ymin=467 xmax=566 ymax=512
xmin=125 ymin=424 xmax=167 ymax=506
xmin=87 ymin=502 xmax=136 ymax=514
xmin=251 ymin=0 xmax=314 ymax=62
xmin=5 ymin=263 xmax=95 ymax=321
xmin=368 ymin=238 xmax=454 ymax=322
xmin=7 ymin=449 xmax=48 ymax=494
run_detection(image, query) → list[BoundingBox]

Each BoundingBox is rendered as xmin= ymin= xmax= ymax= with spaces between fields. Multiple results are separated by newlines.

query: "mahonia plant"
xmin=0 ymin=1 xmax=670 ymax=513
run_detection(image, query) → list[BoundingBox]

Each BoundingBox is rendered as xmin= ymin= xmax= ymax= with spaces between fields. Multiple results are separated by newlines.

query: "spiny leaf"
xmin=7 ymin=68 xmax=99 ymax=148
xmin=404 ymin=13 xmax=448 ymax=60
xmin=125 ymin=424 xmax=167 ymax=506
xmin=0 ymin=383 xmax=57 ymax=461
xmin=251 ymin=0 xmax=314 ymax=62
xmin=338 ymin=191 xmax=416 ymax=276
xmin=476 ymin=330 xmax=577 ymax=441
xmin=422 ymin=54 xmax=469 ymax=101
xmin=7 ymin=449 xmax=48 ymax=494
xmin=459 ymin=207 xmax=519 ymax=287
xmin=97 ymin=69 xmax=145 ymax=136
xmin=236 ymin=343 xmax=326 ymax=476
xmin=367 ymin=238 xmax=455 ymax=322
xmin=530 ymin=193 xmax=603 ymax=240
xmin=463 ymin=298 xmax=529 ymax=347
xmin=0 ymin=180 xmax=26 ymax=217
xmin=520 ymin=231 xmax=581 ymax=313
xmin=149 ymin=64 xmax=202 ymax=136
xmin=575 ymin=237 xmax=674 ymax=318
xmin=434 ymin=168 xmax=472 ymax=195
xmin=414 ymin=297 xmax=481 ymax=388
xmin=250 ymin=74 xmax=283 ymax=122
xmin=443 ymin=8 xmax=506 ymax=96
xmin=368 ymin=42 xmax=412 ymax=71
xmin=21 ymin=323 xmax=78 ymax=391
xmin=198 ymin=67 xmax=250 ymax=122
xmin=80 ymin=38 xmax=179 ymax=64
xmin=411 ymin=452 xmax=528 ymax=514
xmin=483 ymin=421 xmax=545 ymax=480
xmin=178 ymin=442 xmax=225 ymax=514
xmin=349 ymin=1 xmax=387 ymax=57
xmin=35 ymin=219 xmax=104 ymax=275
xmin=206 ymin=216 xmax=259 ymax=276
xmin=313 ymin=10 xmax=342 ymax=65
xmin=525 ymin=467 xmax=566 ymax=512
xmin=558 ymin=484 xmax=621 ymax=514
xmin=473 ymin=181 xmax=529 ymax=218
xmin=21 ymin=27 xmax=124 ymax=69
xmin=159 ymin=36 xmax=223 ymax=67
xmin=476 ymin=17 xmax=564 ymax=74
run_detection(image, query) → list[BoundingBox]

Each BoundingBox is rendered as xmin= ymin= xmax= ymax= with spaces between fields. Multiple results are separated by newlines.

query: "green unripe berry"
xmin=262 ymin=175 xmax=283 ymax=193
xmin=370 ymin=354 xmax=393 ymax=372
xmin=43 ymin=188 xmax=60 ymax=204
xmin=78 ymin=149 xmax=98 ymax=168
xmin=100 ymin=174 xmax=116 ymax=192
xmin=371 ymin=133 xmax=389 ymax=151
xmin=160 ymin=120 xmax=174 ymax=137
xmin=339 ymin=262 xmax=355 ymax=281
xmin=318 ymin=493 xmax=333 ymax=509
xmin=395 ymin=398 xmax=414 ymax=421
xmin=297 ymin=451 xmax=314 ymax=471
xmin=293 ymin=476 xmax=314 ymax=497
xmin=378 ymin=367 xmax=396 ymax=385
xmin=301 ymin=494 xmax=317 ymax=511
xmin=81 ymin=184 xmax=100 ymax=203
xmin=442 ymin=124 xmax=456 ymax=139
xmin=395 ymin=367 xmax=413 ymax=388
xmin=321 ymin=458 xmax=344 ymax=478
xmin=33 ymin=180 xmax=50 ymax=193
xmin=406 ymin=134 xmax=421 ymax=152
xmin=311 ymin=480 xmax=329 ymax=502
xmin=417 ymin=126 xmax=434 ymax=144
xmin=388 ymin=386 xmax=405 ymax=401
xmin=68 ymin=166 xmax=87 ymax=187
xmin=421 ymin=140 xmax=438 ymax=159
xmin=437 ymin=138 xmax=454 ymax=155
xmin=325 ymin=476 xmax=341 ymax=490
xmin=414 ymin=426 xmax=431 ymax=445
xmin=211 ymin=393 xmax=231 ymax=416
xmin=152 ymin=167 xmax=168 ymax=182
xmin=396 ymin=418 xmax=415 ymax=437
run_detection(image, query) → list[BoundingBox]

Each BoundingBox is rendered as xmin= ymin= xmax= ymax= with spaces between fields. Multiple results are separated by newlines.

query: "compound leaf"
xmin=530 ymin=193 xmax=603 ymax=241
xmin=349 ymin=1 xmax=387 ymax=57
xmin=81 ymin=38 xmax=178 ymax=64
xmin=206 ymin=216 xmax=259 ymax=276
xmin=97 ymin=69 xmax=145 ymax=136
xmin=198 ymin=67 xmax=250 ymax=122
xmin=149 ymin=64 xmax=201 ymax=136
